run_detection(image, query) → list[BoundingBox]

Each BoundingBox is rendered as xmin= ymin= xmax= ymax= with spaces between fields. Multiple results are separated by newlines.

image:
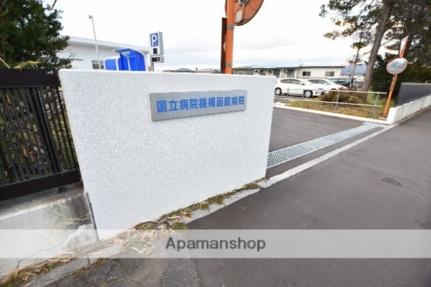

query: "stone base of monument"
xmin=0 ymin=183 xmax=97 ymax=277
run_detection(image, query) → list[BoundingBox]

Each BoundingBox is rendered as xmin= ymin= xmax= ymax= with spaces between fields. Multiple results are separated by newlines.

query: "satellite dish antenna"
xmin=221 ymin=0 xmax=264 ymax=74
xmin=225 ymin=0 xmax=264 ymax=26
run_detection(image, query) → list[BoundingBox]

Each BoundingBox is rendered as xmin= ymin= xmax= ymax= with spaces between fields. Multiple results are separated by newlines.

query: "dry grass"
xmin=287 ymin=101 xmax=386 ymax=119
xmin=1 ymin=256 xmax=73 ymax=287
xmin=158 ymin=180 xmax=262 ymax=225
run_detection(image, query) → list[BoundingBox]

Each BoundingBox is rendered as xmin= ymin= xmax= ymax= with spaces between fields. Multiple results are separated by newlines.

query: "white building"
xmin=294 ymin=65 xmax=344 ymax=78
xmin=58 ymin=36 xmax=150 ymax=70
xmin=234 ymin=65 xmax=346 ymax=79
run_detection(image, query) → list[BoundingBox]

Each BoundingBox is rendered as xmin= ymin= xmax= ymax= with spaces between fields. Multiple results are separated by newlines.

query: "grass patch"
xmin=161 ymin=180 xmax=262 ymax=222
xmin=207 ymin=194 xmax=226 ymax=205
xmin=152 ymin=180 xmax=264 ymax=232
xmin=170 ymin=222 xmax=188 ymax=230
xmin=288 ymin=100 xmax=385 ymax=119
xmin=134 ymin=221 xmax=159 ymax=230
xmin=366 ymin=93 xmax=392 ymax=107
xmin=187 ymin=201 xmax=210 ymax=211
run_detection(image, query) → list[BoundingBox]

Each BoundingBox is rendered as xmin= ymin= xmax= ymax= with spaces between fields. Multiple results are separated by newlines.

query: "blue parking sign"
xmin=150 ymin=33 xmax=159 ymax=47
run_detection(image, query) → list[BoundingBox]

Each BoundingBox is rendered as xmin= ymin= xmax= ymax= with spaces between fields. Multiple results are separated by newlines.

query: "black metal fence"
xmin=396 ymin=82 xmax=431 ymax=106
xmin=0 ymin=70 xmax=80 ymax=200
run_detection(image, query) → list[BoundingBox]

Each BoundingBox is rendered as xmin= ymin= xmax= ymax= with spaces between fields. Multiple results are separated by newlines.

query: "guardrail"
xmin=276 ymin=90 xmax=387 ymax=118
xmin=396 ymin=83 xmax=431 ymax=106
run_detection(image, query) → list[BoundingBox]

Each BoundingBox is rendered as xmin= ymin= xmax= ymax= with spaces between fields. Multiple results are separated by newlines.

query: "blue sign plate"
xmin=150 ymin=90 xmax=247 ymax=121
xmin=150 ymin=33 xmax=159 ymax=47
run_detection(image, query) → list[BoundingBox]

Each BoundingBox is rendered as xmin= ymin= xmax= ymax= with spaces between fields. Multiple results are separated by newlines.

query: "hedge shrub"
xmin=319 ymin=91 xmax=367 ymax=104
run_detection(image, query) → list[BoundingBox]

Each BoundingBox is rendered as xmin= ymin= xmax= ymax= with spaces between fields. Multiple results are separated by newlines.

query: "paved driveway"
xmin=189 ymin=109 xmax=431 ymax=286
xmin=269 ymin=107 xmax=362 ymax=151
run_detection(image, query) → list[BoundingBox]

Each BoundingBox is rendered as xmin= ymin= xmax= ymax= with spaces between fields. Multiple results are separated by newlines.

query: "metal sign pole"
xmin=219 ymin=0 xmax=264 ymax=74
xmin=220 ymin=17 xmax=227 ymax=73
xmin=383 ymin=74 xmax=398 ymax=116
xmin=88 ymin=15 xmax=100 ymax=69
xmin=222 ymin=0 xmax=235 ymax=74
xmin=383 ymin=36 xmax=409 ymax=117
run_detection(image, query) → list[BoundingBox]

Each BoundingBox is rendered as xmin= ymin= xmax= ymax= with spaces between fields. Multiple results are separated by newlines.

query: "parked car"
xmin=308 ymin=78 xmax=348 ymax=91
xmin=331 ymin=78 xmax=352 ymax=88
xmin=274 ymin=78 xmax=325 ymax=97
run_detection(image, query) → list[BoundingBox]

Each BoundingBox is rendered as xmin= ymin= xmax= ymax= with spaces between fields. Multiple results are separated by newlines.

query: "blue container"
xmin=104 ymin=57 xmax=120 ymax=70
xmin=116 ymin=49 xmax=146 ymax=71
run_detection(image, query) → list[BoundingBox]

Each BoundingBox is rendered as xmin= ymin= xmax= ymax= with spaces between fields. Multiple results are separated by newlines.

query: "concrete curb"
xmin=274 ymin=103 xmax=389 ymax=125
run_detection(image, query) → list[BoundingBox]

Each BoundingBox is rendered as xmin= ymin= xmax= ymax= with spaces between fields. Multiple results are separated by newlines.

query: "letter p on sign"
xmin=151 ymin=33 xmax=159 ymax=47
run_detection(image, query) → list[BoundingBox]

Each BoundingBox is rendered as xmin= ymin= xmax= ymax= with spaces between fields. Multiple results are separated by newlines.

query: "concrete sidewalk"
xmin=20 ymin=109 xmax=431 ymax=286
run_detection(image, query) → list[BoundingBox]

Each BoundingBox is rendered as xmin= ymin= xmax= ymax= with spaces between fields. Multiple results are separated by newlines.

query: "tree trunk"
xmin=361 ymin=0 xmax=392 ymax=91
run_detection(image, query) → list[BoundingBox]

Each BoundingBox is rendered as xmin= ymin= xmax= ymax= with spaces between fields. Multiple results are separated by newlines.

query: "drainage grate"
xmin=267 ymin=124 xmax=382 ymax=168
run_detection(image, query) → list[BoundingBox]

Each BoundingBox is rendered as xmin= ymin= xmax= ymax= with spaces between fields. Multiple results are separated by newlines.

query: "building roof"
xmin=68 ymin=36 xmax=149 ymax=53
xmin=234 ymin=65 xmax=346 ymax=70
xmin=295 ymin=65 xmax=346 ymax=69
xmin=164 ymin=68 xmax=195 ymax=73
xmin=163 ymin=68 xmax=220 ymax=74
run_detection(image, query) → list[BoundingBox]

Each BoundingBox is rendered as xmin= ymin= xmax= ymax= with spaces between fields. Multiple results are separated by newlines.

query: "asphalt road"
xmin=188 ymin=109 xmax=431 ymax=286
xmin=42 ymin=109 xmax=431 ymax=287
xmin=269 ymin=107 xmax=361 ymax=151
xmin=194 ymin=109 xmax=431 ymax=229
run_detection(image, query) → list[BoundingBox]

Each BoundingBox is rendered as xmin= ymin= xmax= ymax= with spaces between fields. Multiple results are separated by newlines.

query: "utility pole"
xmin=88 ymin=15 xmax=101 ymax=69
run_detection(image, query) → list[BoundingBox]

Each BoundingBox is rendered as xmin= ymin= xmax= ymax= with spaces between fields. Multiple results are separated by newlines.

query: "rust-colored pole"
xmin=220 ymin=18 xmax=227 ymax=73
xmin=222 ymin=0 xmax=235 ymax=74
xmin=383 ymin=36 xmax=409 ymax=117
xmin=383 ymin=74 xmax=398 ymax=116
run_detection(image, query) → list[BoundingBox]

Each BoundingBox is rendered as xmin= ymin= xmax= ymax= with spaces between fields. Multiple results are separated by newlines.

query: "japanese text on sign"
xmin=150 ymin=90 xmax=247 ymax=121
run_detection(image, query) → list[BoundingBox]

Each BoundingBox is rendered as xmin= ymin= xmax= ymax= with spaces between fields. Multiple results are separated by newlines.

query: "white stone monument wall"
xmin=59 ymin=70 xmax=275 ymax=237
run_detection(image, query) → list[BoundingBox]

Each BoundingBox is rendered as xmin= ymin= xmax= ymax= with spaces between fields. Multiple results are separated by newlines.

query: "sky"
xmin=54 ymin=0 xmax=358 ymax=70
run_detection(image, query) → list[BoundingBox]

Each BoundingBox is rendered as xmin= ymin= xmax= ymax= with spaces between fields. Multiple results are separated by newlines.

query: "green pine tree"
xmin=321 ymin=0 xmax=431 ymax=91
xmin=0 ymin=0 xmax=70 ymax=69
xmin=320 ymin=0 xmax=394 ymax=91
xmin=386 ymin=0 xmax=431 ymax=66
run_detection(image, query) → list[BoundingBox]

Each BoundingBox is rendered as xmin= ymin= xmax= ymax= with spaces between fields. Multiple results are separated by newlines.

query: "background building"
xmin=58 ymin=36 xmax=150 ymax=70
xmin=234 ymin=64 xmax=367 ymax=88
xmin=234 ymin=65 xmax=346 ymax=78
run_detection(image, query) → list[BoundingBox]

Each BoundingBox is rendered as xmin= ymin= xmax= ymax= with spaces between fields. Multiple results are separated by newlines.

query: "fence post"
xmin=373 ymin=93 xmax=379 ymax=116
xmin=0 ymin=142 xmax=13 ymax=183
xmin=335 ymin=91 xmax=340 ymax=110
xmin=374 ymin=93 xmax=379 ymax=106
